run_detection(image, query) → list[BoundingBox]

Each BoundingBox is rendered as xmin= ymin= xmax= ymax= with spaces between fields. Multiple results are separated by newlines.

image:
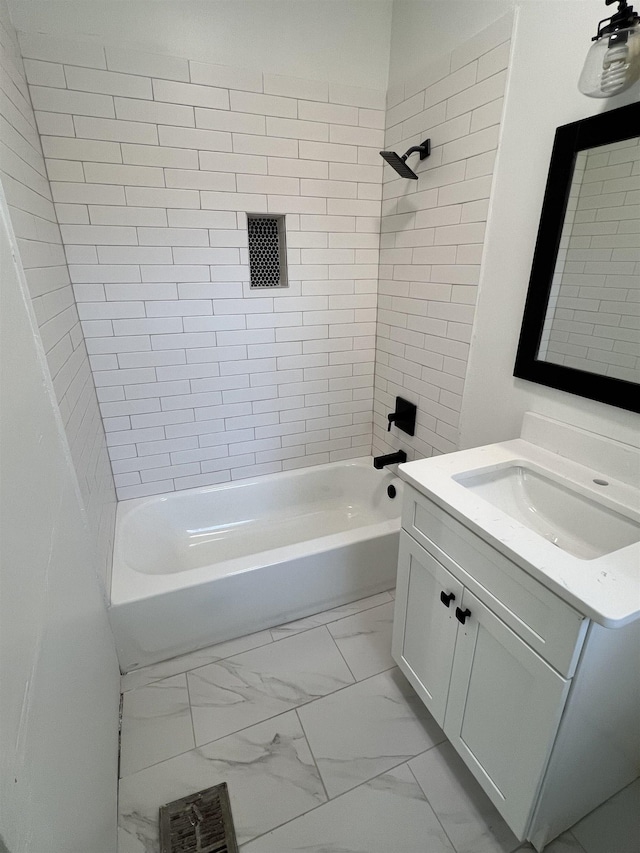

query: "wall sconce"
xmin=579 ymin=0 xmax=640 ymax=97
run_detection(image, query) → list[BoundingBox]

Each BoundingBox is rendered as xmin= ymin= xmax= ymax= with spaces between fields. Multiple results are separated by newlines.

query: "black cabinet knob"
xmin=455 ymin=607 xmax=471 ymax=625
xmin=440 ymin=591 xmax=455 ymax=608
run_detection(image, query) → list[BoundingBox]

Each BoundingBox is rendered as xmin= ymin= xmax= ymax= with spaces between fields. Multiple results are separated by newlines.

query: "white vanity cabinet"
xmin=444 ymin=584 xmax=570 ymax=839
xmin=394 ymin=532 xmax=464 ymax=725
xmin=392 ymin=483 xmax=639 ymax=849
xmin=393 ymin=529 xmax=574 ymax=838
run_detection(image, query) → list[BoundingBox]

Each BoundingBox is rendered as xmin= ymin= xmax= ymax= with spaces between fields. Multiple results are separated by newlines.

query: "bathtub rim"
xmin=110 ymin=456 xmax=402 ymax=606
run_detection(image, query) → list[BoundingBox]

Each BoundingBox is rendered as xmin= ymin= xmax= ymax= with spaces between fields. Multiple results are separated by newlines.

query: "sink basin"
xmin=453 ymin=464 xmax=640 ymax=560
xmin=397 ymin=418 xmax=640 ymax=626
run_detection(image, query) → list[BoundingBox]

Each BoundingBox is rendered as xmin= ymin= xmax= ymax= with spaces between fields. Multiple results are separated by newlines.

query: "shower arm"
xmin=402 ymin=140 xmax=431 ymax=162
xmin=402 ymin=144 xmax=427 ymax=161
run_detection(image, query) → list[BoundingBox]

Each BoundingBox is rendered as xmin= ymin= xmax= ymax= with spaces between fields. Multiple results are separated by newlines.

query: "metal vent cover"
xmin=159 ymin=782 xmax=239 ymax=853
xmin=247 ymin=213 xmax=288 ymax=288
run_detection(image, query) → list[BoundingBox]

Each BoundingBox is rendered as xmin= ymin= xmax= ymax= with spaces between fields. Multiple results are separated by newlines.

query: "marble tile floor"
xmin=118 ymin=590 xmax=640 ymax=853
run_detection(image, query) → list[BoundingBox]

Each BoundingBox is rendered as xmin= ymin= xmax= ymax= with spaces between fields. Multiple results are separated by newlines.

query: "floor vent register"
xmin=159 ymin=782 xmax=239 ymax=853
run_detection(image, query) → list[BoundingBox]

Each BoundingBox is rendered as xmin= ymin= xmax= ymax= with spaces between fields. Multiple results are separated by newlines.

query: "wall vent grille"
xmin=247 ymin=214 xmax=288 ymax=288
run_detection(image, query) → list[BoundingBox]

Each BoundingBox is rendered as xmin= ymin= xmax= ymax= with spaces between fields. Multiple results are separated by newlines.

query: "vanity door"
xmin=443 ymin=589 xmax=571 ymax=839
xmin=392 ymin=532 xmax=463 ymax=727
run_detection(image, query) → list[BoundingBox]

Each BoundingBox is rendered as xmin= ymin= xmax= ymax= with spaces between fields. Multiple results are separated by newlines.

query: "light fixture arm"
xmin=592 ymin=0 xmax=639 ymax=40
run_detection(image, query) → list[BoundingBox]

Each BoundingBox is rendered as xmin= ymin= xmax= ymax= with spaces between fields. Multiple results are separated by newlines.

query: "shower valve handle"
xmin=386 ymin=397 xmax=416 ymax=436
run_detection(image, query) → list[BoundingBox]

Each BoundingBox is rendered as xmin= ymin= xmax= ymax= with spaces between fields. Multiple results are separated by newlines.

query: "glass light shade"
xmin=579 ymin=24 xmax=640 ymax=97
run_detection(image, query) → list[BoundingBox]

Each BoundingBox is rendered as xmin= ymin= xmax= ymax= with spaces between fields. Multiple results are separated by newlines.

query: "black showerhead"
xmin=380 ymin=150 xmax=419 ymax=179
xmin=380 ymin=138 xmax=431 ymax=180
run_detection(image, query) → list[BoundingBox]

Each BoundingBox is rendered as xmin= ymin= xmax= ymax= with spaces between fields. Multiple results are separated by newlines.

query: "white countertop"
xmin=398 ymin=439 xmax=640 ymax=628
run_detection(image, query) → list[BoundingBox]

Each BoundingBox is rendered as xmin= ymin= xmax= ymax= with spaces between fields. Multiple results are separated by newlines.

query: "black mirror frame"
xmin=514 ymin=102 xmax=640 ymax=414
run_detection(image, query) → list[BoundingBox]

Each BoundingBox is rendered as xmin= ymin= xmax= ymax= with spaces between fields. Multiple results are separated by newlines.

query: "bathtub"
xmin=109 ymin=458 xmax=403 ymax=672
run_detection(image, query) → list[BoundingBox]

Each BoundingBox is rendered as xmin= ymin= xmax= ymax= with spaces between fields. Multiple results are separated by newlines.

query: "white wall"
xmin=0 ymin=189 xmax=120 ymax=853
xmin=7 ymin=0 xmax=392 ymax=90
xmin=388 ymin=0 xmax=513 ymax=88
xmin=461 ymin=1 xmax=640 ymax=450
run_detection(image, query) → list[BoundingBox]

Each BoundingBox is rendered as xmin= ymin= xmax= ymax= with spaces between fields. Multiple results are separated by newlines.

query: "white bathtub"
xmin=109 ymin=458 xmax=403 ymax=672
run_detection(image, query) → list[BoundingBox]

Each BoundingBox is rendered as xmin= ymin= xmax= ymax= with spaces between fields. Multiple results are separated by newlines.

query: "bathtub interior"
xmin=117 ymin=459 xmax=401 ymax=576
xmin=109 ymin=459 xmax=404 ymax=670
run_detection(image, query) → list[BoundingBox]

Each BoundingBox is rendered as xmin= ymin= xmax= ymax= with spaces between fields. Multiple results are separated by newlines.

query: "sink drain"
xmin=159 ymin=782 xmax=239 ymax=853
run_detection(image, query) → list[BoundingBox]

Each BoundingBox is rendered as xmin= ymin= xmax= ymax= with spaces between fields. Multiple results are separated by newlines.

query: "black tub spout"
xmin=373 ymin=450 xmax=407 ymax=469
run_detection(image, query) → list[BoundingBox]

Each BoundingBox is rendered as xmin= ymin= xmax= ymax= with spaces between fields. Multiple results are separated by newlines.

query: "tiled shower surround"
xmin=19 ymin=31 xmax=386 ymax=499
xmin=12 ymin=16 xmax=512 ymax=501
xmin=0 ymin=5 xmax=116 ymax=589
xmin=373 ymin=15 xmax=512 ymax=461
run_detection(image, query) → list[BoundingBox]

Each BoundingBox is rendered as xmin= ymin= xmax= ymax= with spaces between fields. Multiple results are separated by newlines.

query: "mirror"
xmin=514 ymin=102 xmax=639 ymax=413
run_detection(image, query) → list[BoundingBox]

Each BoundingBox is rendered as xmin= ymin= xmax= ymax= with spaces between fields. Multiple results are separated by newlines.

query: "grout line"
xmin=565 ymin=830 xmax=589 ymax=853
xmin=183 ymin=666 xmax=197 ymax=748
xmin=236 ymin=752 xmax=460 ymax=849
xmin=235 ymin=795 xmax=326 ymax=849
xmin=271 ymin=590 xmax=394 ymax=643
xmin=118 ymin=703 xmax=302 ymax=781
xmin=406 ymin=760 xmax=461 ymax=853
xmin=294 ymin=706 xmax=330 ymax=802
xmin=155 ymin=659 xmax=401 ymax=757
xmin=116 ymin=691 xmax=124 ymax=780
xmin=118 ymin=673 xmax=195 ymax=779
xmin=120 ymin=630 xmax=276 ymax=690
xmin=325 ymin=622 xmax=357 ymax=682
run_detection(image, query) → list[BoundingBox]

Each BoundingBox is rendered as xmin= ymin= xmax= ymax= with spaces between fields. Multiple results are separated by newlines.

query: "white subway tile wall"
xmin=540 ymin=140 xmax=640 ymax=383
xmin=0 ymin=8 xmax=116 ymax=590
xmin=18 ymin=33 xmax=386 ymax=498
xmin=373 ymin=15 xmax=512 ymax=462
